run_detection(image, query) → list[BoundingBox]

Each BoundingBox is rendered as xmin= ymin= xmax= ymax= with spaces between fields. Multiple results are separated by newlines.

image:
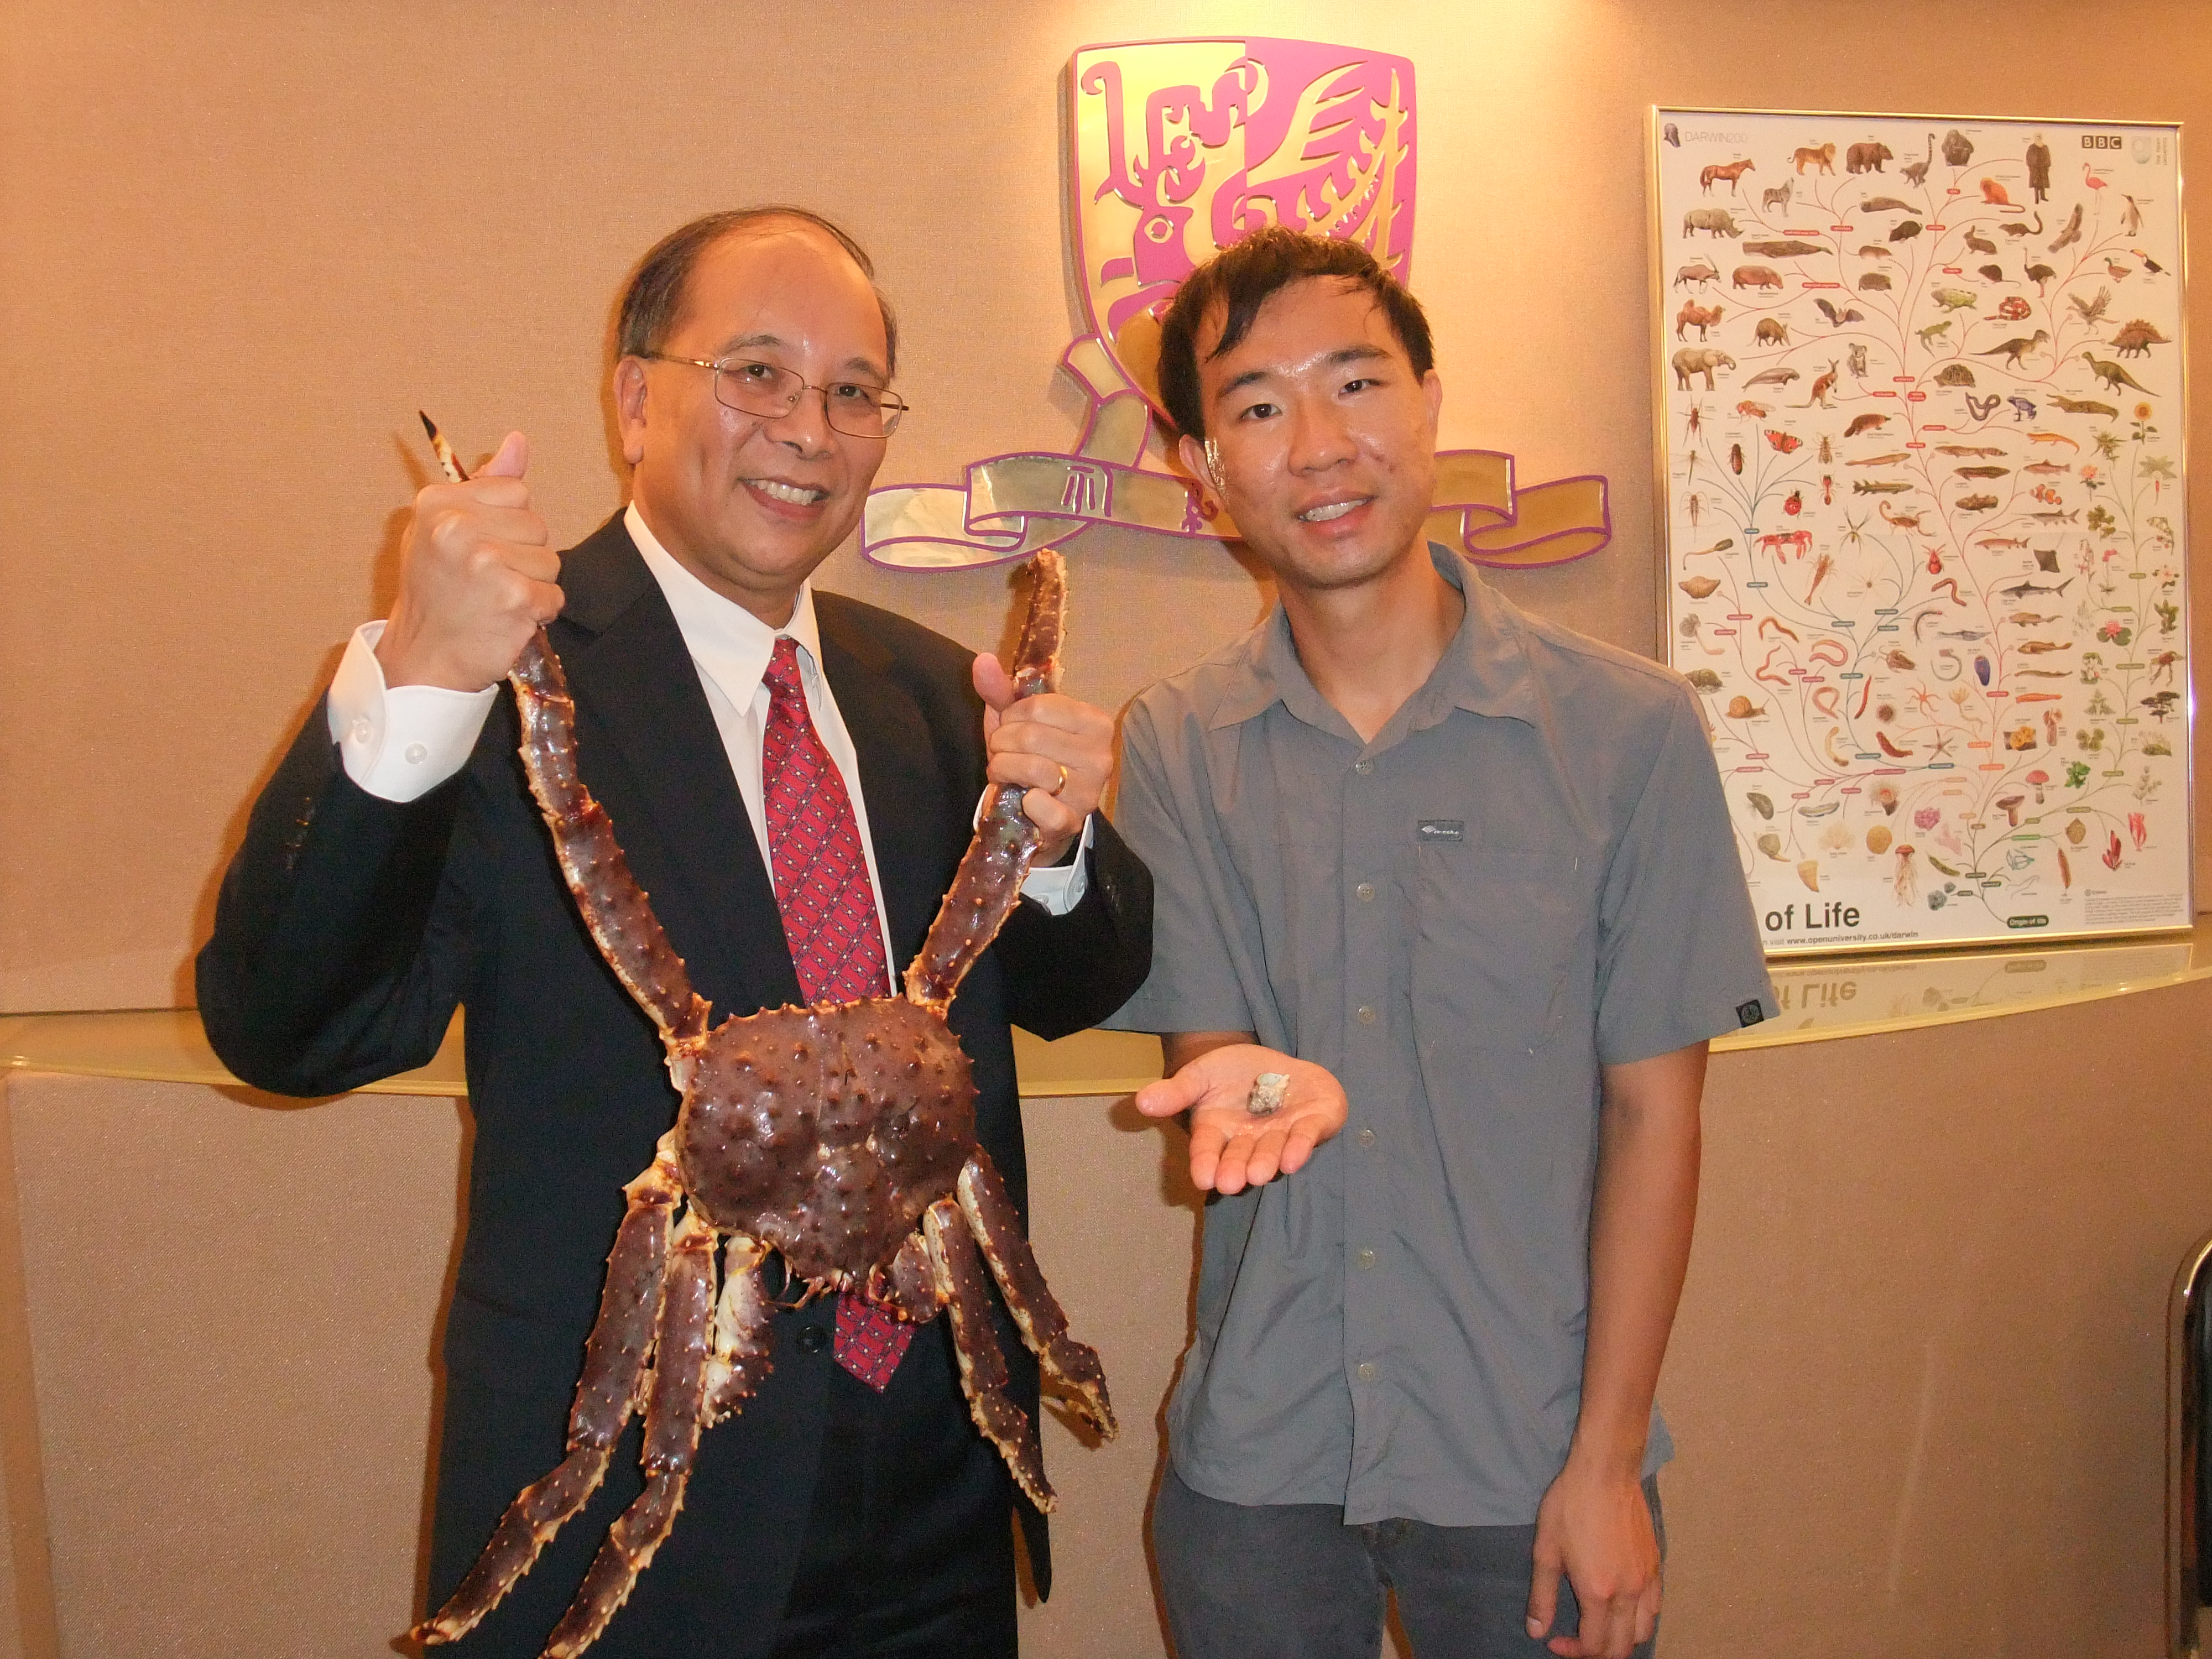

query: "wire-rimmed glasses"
xmin=637 ymin=353 xmax=908 ymax=439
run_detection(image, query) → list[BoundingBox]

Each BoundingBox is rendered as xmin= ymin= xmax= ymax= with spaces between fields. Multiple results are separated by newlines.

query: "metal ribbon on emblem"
xmin=862 ymin=37 xmax=1611 ymax=573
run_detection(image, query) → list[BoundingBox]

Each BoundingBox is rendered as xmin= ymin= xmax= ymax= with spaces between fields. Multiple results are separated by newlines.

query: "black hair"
xmin=615 ymin=206 xmax=899 ymax=374
xmin=1156 ymin=226 xmax=1432 ymax=439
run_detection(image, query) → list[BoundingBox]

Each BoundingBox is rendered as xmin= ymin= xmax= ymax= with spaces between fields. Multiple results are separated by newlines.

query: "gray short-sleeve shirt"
xmin=1106 ymin=545 xmax=1775 ymax=1527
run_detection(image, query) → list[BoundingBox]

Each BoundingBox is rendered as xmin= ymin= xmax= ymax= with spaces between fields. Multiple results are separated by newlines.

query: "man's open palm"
xmin=1135 ymin=1044 xmax=1348 ymax=1194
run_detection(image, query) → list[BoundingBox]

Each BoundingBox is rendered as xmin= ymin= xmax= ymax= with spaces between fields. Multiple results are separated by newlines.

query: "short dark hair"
xmin=615 ymin=206 xmax=899 ymax=374
xmin=1156 ymin=227 xmax=1433 ymax=439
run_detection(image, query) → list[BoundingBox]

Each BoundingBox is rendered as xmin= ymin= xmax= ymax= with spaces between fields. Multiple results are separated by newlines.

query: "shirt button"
xmin=1356 ymin=1248 xmax=1377 ymax=1270
xmin=1356 ymin=1005 xmax=1378 ymax=1025
xmin=404 ymin=743 xmax=429 ymax=764
xmin=1357 ymin=1128 xmax=1376 ymax=1147
xmin=348 ymin=717 xmax=373 ymax=744
xmin=1354 ymin=759 xmax=1375 ymax=775
xmin=1355 ymin=882 xmax=1375 ymax=902
xmin=794 ymin=1325 xmax=829 ymax=1355
xmin=1357 ymin=1361 xmax=1378 ymax=1381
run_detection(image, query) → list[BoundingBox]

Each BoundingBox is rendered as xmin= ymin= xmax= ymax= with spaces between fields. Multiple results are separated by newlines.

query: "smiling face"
xmin=615 ymin=223 xmax=893 ymax=623
xmin=1178 ymin=275 xmax=1442 ymax=598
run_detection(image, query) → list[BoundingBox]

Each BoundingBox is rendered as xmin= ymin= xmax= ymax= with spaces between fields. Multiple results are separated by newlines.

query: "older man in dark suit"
xmin=197 ymin=207 xmax=1151 ymax=1658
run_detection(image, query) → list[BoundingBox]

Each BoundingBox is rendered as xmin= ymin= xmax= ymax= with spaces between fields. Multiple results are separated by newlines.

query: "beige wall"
xmin=5 ymin=2 xmax=2212 ymax=1656
xmin=2 ymin=0 xmax=2208 ymax=1009
xmin=3 ymin=979 xmax=2211 ymax=1657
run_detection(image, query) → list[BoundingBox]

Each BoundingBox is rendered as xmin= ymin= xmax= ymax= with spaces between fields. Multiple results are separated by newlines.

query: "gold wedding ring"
xmin=1050 ymin=764 xmax=1069 ymax=797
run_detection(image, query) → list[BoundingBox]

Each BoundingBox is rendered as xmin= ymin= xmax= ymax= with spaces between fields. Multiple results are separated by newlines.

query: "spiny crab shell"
xmin=676 ymin=1000 xmax=973 ymax=1285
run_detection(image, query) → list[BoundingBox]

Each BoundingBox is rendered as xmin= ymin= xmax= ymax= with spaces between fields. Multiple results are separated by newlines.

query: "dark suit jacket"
xmin=197 ymin=514 xmax=1152 ymax=1657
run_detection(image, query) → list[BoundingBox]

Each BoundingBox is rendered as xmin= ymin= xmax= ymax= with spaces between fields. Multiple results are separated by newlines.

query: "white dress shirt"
xmin=326 ymin=503 xmax=1088 ymax=976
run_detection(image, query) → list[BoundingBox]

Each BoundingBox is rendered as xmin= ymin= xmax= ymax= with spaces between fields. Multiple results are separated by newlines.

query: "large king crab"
xmin=413 ymin=426 xmax=1114 ymax=1657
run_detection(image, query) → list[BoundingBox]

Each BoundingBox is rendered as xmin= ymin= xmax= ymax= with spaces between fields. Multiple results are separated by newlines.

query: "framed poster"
xmin=1651 ymin=108 xmax=2192 ymax=956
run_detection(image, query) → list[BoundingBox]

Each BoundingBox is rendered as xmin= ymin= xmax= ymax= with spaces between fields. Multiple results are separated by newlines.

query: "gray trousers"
xmin=1152 ymin=1466 xmax=1663 ymax=1659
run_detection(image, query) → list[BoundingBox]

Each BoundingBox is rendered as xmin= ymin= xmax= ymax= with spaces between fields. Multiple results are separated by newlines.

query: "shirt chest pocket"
xmin=1404 ymin=845 xmax=1593 ymax=1056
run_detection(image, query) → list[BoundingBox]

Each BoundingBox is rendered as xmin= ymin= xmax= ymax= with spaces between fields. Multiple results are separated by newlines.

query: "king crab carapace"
xmin=412 ymin=422 xmax=1112 ymax=1658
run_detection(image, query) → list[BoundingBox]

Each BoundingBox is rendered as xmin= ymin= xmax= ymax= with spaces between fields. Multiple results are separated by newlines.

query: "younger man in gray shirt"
xmin=1113 ymin=228 xmax=1773 ymax=1659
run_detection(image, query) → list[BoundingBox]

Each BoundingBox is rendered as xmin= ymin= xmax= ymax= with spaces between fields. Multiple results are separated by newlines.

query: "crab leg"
xmin=421 ymin=414 xmax=709 ymax=1053
xmin=1003 ymin=548 xmax=1068 ymax=700
xmin=415 ymin=1144 xmax=682 ymax=1645
xmin=922 ymin=1199 xmax=1052 ymax=1509
xmin=542 ymin=1206 xmax=721 ymax=1657
xmin=509 ymin=640 xmax=712 ymax=1052
xmin=956 ymin=1155 xmax=1115 ymax=1438
xmin=702 ymin=1236 xmax=775 ymax=1424
xmin=902 ymin=550 xmax=1067 ymax=1016
xmin=877 ymin=1230 xmax=942 ymax=1325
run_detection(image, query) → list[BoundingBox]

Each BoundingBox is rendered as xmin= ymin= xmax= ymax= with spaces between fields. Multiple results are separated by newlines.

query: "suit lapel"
xmin=552 ymin=517 xmax=801 ymax=1018
xmin=817 ymin=598 xmax=955 ymax=972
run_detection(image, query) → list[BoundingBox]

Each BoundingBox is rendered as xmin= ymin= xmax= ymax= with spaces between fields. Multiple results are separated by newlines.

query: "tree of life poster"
xmin=1651 ymin=108 xmax=2192 ymax=956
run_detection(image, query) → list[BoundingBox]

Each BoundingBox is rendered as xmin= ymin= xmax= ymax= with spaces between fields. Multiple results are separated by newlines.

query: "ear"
xmin=1421 ymin=368 xmax=1444 ymax=427
xmin=614 ymin=356 xmax=650 ymax=466
xmin=1176 ymin=431 xmax=1209 ymax=488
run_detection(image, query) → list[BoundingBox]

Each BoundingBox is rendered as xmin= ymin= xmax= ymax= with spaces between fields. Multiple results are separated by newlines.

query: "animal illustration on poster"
xmin=1653 ymin=109 xmax=2191 ymax=954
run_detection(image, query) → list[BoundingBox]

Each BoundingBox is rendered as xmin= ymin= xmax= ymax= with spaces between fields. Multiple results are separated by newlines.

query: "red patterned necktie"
xmin=759 ymin=636 xmax=914 ymax=1390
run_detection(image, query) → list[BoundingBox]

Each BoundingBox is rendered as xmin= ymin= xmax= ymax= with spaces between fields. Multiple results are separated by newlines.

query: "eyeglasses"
xmin=637 ymin=353 xmax=908 ymax=439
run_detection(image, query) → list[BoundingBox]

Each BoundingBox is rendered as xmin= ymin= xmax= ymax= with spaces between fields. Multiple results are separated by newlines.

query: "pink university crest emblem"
xmin=862 ymin=37 xmax=1609 ymax=571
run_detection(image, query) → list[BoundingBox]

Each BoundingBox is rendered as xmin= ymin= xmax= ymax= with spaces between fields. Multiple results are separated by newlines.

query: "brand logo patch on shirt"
xmin=1736 ymin=999 xmax=1767 ymax=1027
xmin=1416 ymin=819 xmax=1465 ymax=843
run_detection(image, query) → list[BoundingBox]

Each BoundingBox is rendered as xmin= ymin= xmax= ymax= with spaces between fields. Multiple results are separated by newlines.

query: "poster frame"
xmin=1647 ymin=103 xmax=2194 ymax=958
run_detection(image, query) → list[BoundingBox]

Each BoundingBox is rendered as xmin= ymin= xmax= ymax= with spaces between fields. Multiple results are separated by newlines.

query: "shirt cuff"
xmin=326 ymin=622 xmax=498 ymax=804
xmin=1017 ymin=813 xmax=1093 ymax=915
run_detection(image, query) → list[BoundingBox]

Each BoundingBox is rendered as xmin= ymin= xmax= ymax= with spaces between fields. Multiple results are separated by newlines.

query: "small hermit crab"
xmin=413 ymin=425 xmax=1113 ymax=1657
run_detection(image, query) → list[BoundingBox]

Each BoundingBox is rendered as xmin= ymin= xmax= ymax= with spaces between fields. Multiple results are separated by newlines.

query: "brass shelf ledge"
xmin=6 ymin=920 xmax=2207 ymax=1099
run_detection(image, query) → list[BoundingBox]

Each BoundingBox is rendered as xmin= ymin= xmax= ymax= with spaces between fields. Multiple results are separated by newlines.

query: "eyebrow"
xmin=1214 ymin=343 xmax=1393 ymax=400
xmin=714 ymin=331 xmax=889 ymax=383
